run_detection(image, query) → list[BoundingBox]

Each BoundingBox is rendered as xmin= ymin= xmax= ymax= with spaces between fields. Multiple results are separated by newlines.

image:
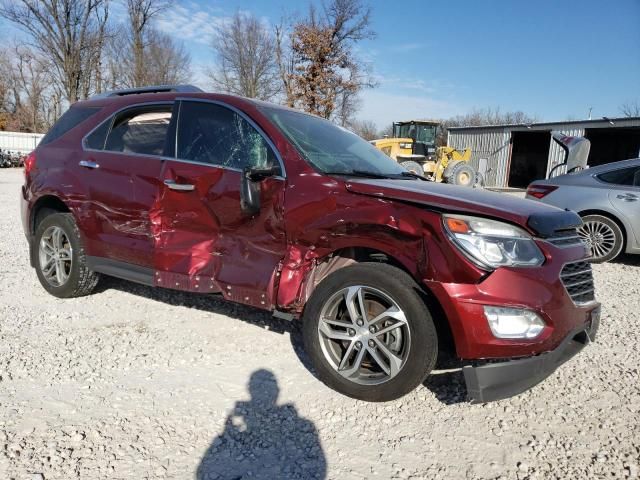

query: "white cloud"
xmin=357 ymin=89 xmax=465 ymax=129
xmin=154 ymin=4 xmax=228 ymax=45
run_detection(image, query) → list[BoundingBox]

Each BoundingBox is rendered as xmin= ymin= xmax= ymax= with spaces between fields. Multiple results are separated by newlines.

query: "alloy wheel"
xmin=578 ymin=220 xmax=617 ymax=260
xmin=317 ymin=285 xmax=411 ymax=385
xmin=38 ymin=225 xmax=73 ymax=287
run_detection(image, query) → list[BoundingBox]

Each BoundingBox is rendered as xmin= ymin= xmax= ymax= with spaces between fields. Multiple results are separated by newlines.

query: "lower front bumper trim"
xmin=463 ymin=317 xmax=599 ymax=403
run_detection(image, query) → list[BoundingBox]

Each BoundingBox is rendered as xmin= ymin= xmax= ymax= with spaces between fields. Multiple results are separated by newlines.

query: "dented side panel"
xmin=275 ymin=172 xmax=486 ymax=313
xmin=153 ymin=160 xmax=287 ymax=309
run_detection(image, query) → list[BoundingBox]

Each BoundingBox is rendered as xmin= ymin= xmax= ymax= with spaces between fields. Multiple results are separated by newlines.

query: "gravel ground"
xmin=0 ymin=168 xmax=639 ymax=480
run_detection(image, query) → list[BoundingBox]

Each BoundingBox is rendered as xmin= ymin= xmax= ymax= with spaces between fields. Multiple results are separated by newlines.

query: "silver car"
xmin=527 ymin=158 xmax=640 ymax=263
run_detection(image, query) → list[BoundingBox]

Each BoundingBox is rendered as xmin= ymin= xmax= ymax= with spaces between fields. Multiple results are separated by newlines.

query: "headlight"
xmin=443 ymin=214 xmax=544 ymax=268
xmin=399 ymin=142 xmax=412 ymax=149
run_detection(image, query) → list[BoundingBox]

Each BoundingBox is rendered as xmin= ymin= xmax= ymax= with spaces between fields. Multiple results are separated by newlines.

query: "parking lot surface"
xmin=0 ymin=168 xmax=638 ymax=479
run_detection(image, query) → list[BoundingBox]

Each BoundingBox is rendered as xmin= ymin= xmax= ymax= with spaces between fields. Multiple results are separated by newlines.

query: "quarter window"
xmin=597 ymin=166 xmax=640 ymax=186
xmin=177 ymin=101 xmax=280 ymax=173
xmin=41 ymin=106 xmax=101 ymax=145
xmin=104 ymin=105 xmax=173 ymax=156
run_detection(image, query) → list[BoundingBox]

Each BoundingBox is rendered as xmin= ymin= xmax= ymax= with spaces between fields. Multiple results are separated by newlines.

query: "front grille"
xmin=560 ymin=261 xmax=595 ymax=304
xmin=548 ymin=228 xmax=585 ymax=248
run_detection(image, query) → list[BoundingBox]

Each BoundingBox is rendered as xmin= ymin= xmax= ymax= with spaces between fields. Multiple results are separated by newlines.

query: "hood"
xmin=344 ymin=178 xmax=582 ymax=238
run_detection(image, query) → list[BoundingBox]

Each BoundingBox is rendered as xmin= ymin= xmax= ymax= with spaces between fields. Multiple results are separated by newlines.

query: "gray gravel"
xmin=0 ymin=168 xmax=639 ymax=479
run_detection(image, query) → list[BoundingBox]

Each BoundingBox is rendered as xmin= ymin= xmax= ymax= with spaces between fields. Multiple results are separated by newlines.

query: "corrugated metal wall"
xmin=448 ymin=117 xmax=640 ymax=188
xmin=447 ymin=128 xmax=511 ymax=187
xmin=0 ymin=131 xmax=44 ymax=154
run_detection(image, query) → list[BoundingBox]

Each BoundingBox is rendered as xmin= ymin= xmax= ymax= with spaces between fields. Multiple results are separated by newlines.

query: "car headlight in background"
xmin=484 ymin=306 xmax=545 ymax=339
xmin=443 ymin=214 xmax=545 ymax=269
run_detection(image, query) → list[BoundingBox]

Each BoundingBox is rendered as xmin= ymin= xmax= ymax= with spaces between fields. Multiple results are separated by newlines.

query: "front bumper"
xmin=463 ymin=307 xmax=600 ymax=403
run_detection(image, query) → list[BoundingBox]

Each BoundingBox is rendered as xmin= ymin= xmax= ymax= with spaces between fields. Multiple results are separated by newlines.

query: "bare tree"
xmin=105 ymin=26 xmax=191 ymax=88
xmin=620 ymin=101 xmax=640 ymax=117
xmin=208 ymin=12 xmax=280 ymax=100
xmin=145 ymin=30 xmax=192 ymax=85
xmin=349 ymin=119 xmax=378 ymax=140
xmin=0 ymin=0 xmax=110 ymax=102
xmin=435 ymin=108 xmax=539 ymax=145
xmin=0 ymin=45 xmax=56 ymax=132
xmin=125 ymin=0 xmax=169 ymax=87
xmin=277 ymin=0 xmax=376 ymax=122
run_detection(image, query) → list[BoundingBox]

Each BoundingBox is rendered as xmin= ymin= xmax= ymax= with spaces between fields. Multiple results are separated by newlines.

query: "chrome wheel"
xmin=578 ymin=219 xmax=617 ymax=260
xmin=38 ymin=225 xmax=73 ymax=287
xmin=317 ymin=286 xmax=411 ymax=385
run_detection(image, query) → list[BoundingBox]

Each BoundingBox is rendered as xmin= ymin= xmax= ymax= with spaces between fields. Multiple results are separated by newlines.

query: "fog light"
xmin=484 ymin=306 xmax=545 ymax=339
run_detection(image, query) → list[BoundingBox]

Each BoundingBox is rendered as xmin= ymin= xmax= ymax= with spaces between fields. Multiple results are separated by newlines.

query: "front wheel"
xmin=578 ymin=214 xmax=624 ymax=263
xmin=302 ymin=263 xmax=438 ymax=402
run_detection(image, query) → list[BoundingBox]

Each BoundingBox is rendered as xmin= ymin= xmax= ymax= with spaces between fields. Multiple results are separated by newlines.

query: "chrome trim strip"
xmin=80 ymin=98 xmax=287 ymax=179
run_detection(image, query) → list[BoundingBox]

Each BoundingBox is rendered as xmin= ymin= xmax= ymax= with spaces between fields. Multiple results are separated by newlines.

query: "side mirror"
xmin=240 ymin=166 xmax=279 ymax=215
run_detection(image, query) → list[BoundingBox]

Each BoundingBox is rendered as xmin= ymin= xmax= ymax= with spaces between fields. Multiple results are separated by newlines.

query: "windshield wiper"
xmin=399 ymin=171 xmax=429 ymax=181
xmin=323 ymin=169 xmax=395 ymax=179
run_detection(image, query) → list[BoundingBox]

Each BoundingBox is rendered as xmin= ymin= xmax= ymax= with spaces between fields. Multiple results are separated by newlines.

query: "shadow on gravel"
xmin=196 ymin=369 xmax=326 ymax=480
xmin=613 ymin=253 xmax=640 ymax=266
xmin=95 ymin=276 xmax=294 ymax=334
xmin=96 ymin=277 xmax=320 ymax=383
xmin=423 ymin=369 xmax=468 ymax=405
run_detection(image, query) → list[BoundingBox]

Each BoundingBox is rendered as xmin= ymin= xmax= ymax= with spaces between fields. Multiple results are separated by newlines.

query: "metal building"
xmin=0 ymin=131 xmax=45 ymax=155
xmin=447 ymin=117 xmax=640 ymax=189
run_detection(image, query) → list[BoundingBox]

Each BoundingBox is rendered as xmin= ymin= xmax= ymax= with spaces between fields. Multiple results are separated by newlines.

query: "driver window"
xmin=177 ymin=101 xmax=280 ymax=173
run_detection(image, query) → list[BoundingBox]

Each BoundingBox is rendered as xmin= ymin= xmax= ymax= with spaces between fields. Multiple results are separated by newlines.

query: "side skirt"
xmin=86 ymin=256 xmax=155 ymax=286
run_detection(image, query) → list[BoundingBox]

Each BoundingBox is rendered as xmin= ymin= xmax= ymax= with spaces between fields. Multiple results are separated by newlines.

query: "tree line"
xmin=2 ymin=0 xmax=634 ymax=137
xmin=0 ymin=0 xmax=376 ymax=133
xmin=0 ymin=0 xmax=192 ymax=132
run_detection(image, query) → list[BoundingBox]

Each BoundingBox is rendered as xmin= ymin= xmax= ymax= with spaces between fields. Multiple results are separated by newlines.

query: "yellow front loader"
xmin=371 ymin=120 xmax=477 ymax=186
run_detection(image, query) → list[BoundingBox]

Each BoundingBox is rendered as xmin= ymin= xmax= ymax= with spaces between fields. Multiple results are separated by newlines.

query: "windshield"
xmin=394 ymin=123 xmax=436 ymax=144
xmin=261 ymin=107 xmax=408 ymax=176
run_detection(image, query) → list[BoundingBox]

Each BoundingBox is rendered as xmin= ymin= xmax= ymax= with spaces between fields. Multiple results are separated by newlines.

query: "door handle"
xmin=164 ymin=179 xmax=195 ymax=191
xmin=616 ymin=193 xmax=638 ymax=202
xmin=79 ymin=160 xmax=100 ymax=169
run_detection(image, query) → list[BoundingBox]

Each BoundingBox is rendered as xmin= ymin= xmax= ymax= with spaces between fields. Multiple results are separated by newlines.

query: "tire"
xmin=33 ymin=212 xmax=100 ymax=298
xmin=399 ymin=160 xmax=424 ymax=176
xmin=302 ymin=263 xmax=438 ymax=402
xmin=444 ymin=161 xmax=476 ymax=186
xmin=578 ymin=214 xmax=624 ymax=263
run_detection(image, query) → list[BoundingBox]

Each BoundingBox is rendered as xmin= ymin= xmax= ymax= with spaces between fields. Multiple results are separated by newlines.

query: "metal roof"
xmin=448 ymin=116 xmax=640 ymax=131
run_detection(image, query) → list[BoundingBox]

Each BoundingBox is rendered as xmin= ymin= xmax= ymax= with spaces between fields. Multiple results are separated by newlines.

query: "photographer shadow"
xmin=196 ymin=369 xmax=326 ymax=480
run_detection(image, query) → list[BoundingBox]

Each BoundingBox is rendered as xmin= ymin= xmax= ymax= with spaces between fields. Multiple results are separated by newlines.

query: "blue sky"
xmin=2 ymin=0 xmax=639 ymax=127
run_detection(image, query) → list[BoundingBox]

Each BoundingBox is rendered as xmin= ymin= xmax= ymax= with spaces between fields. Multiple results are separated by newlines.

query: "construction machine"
xmin=371 ymin=120 xmax=477 ymax=186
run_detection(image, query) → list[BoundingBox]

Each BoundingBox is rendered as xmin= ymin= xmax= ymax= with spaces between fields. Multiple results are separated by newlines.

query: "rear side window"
xmin=41 ymin=106 xmax=101 ymax=145
xmin=104 ymin=105 xmax=173 ymax=156
xmin=177 ymin=101 xmax=280 ymax=173
xmin=597 ymin=166 xmax=640 ymax=186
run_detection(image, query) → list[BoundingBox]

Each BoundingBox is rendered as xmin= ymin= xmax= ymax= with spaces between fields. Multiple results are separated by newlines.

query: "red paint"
xmin=22 ymin=91 xmax=599 ymax=362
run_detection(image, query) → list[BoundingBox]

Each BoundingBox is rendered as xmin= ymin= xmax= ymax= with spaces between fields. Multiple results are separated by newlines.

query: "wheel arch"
xmin=287 ymin=245 xmax=457 ymax=360
xmin=31 ymin=195 xmax=71 ymax=236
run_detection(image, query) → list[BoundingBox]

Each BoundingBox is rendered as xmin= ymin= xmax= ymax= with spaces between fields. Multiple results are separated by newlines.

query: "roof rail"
xmin=90 ymin=84 xmax=203 ymax=100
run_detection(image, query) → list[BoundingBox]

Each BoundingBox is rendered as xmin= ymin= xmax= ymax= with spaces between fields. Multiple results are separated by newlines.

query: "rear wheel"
xmin=34 ymin=213 xmax=100 ymax=297
xmin=578 ymin=214 xmax=624 ymax=263
xmin=302 ymin=263 xmax=438 ymax=402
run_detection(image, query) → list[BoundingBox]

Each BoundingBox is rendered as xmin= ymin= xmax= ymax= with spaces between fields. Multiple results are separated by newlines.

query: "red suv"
xmin=21 ymin=86 xmax=600 ymax=402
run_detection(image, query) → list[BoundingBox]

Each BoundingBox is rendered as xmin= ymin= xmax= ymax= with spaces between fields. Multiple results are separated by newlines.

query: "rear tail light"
xmin=24 ymin=151 xmax=36 ymax=177
xmin=527 ymin=184 xmax=558 ymax=199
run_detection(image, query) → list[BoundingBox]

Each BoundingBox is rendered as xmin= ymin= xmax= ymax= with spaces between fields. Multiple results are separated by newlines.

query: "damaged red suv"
xmin=21 ymin=85 xmax=600 ymax=402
